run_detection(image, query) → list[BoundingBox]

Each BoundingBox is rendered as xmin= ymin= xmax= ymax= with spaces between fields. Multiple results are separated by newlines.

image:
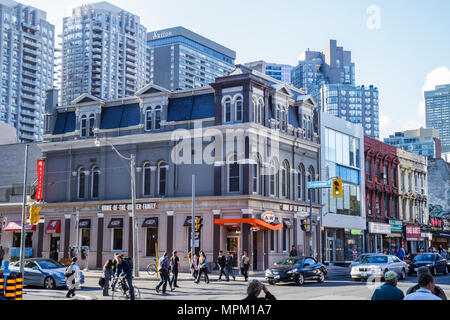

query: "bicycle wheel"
xmin=111 ymin=286 xmax=129 ymax=300
xmin=146 ymin=264 xmax=156 ymax=276
xmin=132 ymin=286 xmax=141 ymax=300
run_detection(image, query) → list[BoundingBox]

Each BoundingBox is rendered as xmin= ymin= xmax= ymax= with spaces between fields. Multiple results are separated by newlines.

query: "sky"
xmin=13 ymin=0 xmax=450 ymax=140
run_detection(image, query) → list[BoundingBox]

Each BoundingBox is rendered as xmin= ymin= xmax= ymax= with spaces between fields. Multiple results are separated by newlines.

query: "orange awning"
xmin=214 ymin=219 xmax=283 ymax=231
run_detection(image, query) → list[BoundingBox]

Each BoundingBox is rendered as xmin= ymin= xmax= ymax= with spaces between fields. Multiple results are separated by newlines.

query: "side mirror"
xmin=32 ymin=266 xmax=39 ymax=271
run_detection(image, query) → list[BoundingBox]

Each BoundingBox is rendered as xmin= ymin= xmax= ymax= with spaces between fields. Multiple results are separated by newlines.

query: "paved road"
xmin=22 ymin=274 xmax=450 ymax=300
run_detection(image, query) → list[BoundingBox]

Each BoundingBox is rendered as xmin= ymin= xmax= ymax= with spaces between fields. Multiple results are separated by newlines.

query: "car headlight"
xmin=265 ymin=269 xmax=272 ymax=275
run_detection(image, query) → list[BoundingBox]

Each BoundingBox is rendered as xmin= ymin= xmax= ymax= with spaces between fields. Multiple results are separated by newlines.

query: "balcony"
xmin=126 ymin=60 xmax=136 ymax=68
xmin=22 ymin=70 xmax=37 ymax=79
xmin=92 ymin=47 xmax=102 ymax=54
xmin=92 ymin=81 xmax=101 ymax=87
xmin=91 ymin=73 xmax=101 ymax=81
xmin=92 ymin=41 xmax=102 ymax=48
xmin=125 ymin=73 xmax=136 ymax=81
xmin=19 ymin=131 xmax=36 ymax=140
xmin=21 ymin=100 xmax=36 ymax=109
xmin=22 ymin=38 xmax=39 ymax=49
xmin=92 ymin=54 xmax=102 ymax=61
xmin=21 ymin=77 xmax=37 ymax=87
xmin=20 ymin=109 xmax=35 ymax=117
xmin=21 ymin=84 xmax=37 ymax=94
xmin=20 ymin=124 xmax=35 ymax=133
xmin=19 ymin=117 xmax=35 ymax=125
xmin=23 ymin=47 xmax=38 ymax=56
xmin=92 ymin=23 xmax=103 ymax=32
xmin=92 ymin=67 xmax=101 ymax=74
xmin=21 ymin=92 xmax=37 ymax=102
xmin=23 ymin=54 xmax=38 ymax=64
xmin=93 ymin=33 xmax=102 ymax=41
xmin=126 ymin=40 xmax=137 ymax=49
xmin=22 ymin=63 xmax=37 ymax=72
xmin=126 ymin=47 xmax=136 ymax=56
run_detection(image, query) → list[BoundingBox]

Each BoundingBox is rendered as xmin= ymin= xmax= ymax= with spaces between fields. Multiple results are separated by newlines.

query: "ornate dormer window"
xmin=235 ymin=95 xmax=243 ymax=122
xmin=80 ymin=113 xmax=96 ymax=138
xmin=144 ymin=105 xmax=162 ymax=132
xmin=252 ymin=96 xmax=265 ymax=125
xmin=222 ymin=94 xmax=243 ymax=124
xmin=223 ymin=96 xmax=232 ymax=123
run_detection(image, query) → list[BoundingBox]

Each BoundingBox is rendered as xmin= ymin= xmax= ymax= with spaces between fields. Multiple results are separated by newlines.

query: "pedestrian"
xmin=195 ymin=251 xmax=209 ymax=284
xmin=438 ymin=245 xmax=447 ymax=258
xmin=0 ymin=245 xmax=5 ymax=267
xmin=65 ymin=257 xmax=80 ymax=298
xmin=217 ymin=250 xmax=227 ymax=281
xmin=102 ymin=259 xmax=114 ymax=296
xmin=406 ymin=266 xmax=447 ymax=300
xmin=170 ymin=251 xmax=181 ymax=288
xmin=115 ymin=255 xmax=135 ymax=300
xmin=396 ymin=247 xmax=405 ymax=260
xmin=289 ymin=245 xmax=298 ymax=257
xmin=243 ymin=280 xmax=276 ymax=300
xmin=404 ymin=273 xmax=442 ymax=300
xmin=191 ymin=253 xmax=199 ymax=279
xmin=371 ymin=271 xmax=404 ymax=300
xmin=225 ymin=252 xmax=236 ymax=281
xmin=419 ymin=247 xmax=425 ymax=253
xmin=240 ymin=251 xmax=250 ymax=282
xmin=156 ymin=252 xmax=171 ymax=294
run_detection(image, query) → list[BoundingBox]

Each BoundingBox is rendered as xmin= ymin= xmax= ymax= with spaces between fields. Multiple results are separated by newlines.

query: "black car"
xmin=407 ymin=253 xmax=449 ymax=276
xmin=265 ymin=257 xmax=327 ymax=286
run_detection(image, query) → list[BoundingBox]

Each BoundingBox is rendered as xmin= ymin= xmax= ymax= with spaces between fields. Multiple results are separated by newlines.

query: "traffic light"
xmin=301 ymin=219 xmax=308 ymax=231
xmin=332 ymin=179 xmax=343 ymax=198
xmin=29 ymin=206 xmax=43 ymax=225
xmin=195 ymin=217 xmax=203 ymax=232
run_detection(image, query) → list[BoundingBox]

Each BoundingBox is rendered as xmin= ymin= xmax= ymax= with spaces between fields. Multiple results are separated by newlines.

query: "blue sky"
xmin=18 ymin=0 xmax=450 ymax=139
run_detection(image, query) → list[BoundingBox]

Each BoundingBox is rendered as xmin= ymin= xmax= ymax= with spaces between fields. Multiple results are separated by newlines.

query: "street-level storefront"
xmin=366 ymin=222 xmax=391 ymax=253
xmin=4 ymin=221 xmax=36 ymax=261
xmin=322 ymin=228 xmax=364 ymax=265
xmin=405 ymin=225 xmax=427 ymax=253
xmin=387 ymin=219 xmax=403 ymax=253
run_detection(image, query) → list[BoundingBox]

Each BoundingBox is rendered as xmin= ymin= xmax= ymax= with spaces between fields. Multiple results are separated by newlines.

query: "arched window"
xmin=143 ymin=163 xmax=151 ymax=196
xmin=88 ymin=114 xmax=95 ymax=137
xmin=276 ymin=105 xmax=281 ymax=129
xmin=270 ymin=159 xmax=279 ymax=197
xmin=307 ymin=117 xmax=312 ymax=139
xmin=281 ymin=160 xmax=290 ymax=198
xmin=235 ymin=96 xmax=243 ymax=122
xmin=223 ymin=97 xmax=232 ymax=123
xmin=158 ymin=161 xmax=168 ymax=196
xmin=252 ymin=154 xmax=263 ymax=195
xmin=252 ymin=97 xmax=258 ymax=124
xmin=145 ymin=106 xmax=162 ymax=131
xmin=91 ymin=166 xmax=100 ymax=199
xmin=77 ymin=167 xmax=85 ymax=199
xmin=281 ymin=109 xmax=286 ymax=131
xmin=80 ymin=115 xmax=87 ymax=137
xmin=154 ymin=106 xmax=162 ymax=129
xmin=258 ymin=99 xmax=264 ymax=124
xmin=228 ymin=154 xmax=240 ymax=193
xmin=297 ymin=164 xmax=305 ymax=201
xmin=145 ymin=107 xmax=153 ymax=131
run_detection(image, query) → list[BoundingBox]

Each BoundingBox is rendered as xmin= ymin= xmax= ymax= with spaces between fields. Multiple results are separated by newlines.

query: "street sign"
xmin=307 ymin=181 xmax=332 ymax=189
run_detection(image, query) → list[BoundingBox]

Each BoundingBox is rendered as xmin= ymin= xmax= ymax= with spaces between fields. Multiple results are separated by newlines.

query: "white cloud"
xmin=380 ymin=114 xmax=423 ymax=140
xmin=418 ymin=66 xmax=450 ymax=118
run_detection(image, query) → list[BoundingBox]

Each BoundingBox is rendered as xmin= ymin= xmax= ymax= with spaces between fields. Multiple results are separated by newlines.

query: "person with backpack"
xmin=169 ymin=251 xmax=181 ymax=288
xmin=240 ymin=251 xmax=250 ymax=282
xmin=225 ymin=252 xmax=236 ymax=281
xmin=114 ymin=255 xmax=135 ymax=300
xmin=156 ymin=252 xmax=171 ymax=294
xmin=195 ymin=251 xmax=209 ymax=284
xmin=65 ymin=257 xmax=80 ymax=298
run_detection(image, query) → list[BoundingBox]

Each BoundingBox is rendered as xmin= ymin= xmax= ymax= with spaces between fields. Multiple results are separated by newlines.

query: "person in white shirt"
xmin=404 ymin=273 xmax=442 ymax=300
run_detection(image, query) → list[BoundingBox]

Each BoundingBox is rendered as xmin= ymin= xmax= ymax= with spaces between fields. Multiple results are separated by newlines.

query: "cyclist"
xmin=114 ymin=255 xmax=135 ymax=300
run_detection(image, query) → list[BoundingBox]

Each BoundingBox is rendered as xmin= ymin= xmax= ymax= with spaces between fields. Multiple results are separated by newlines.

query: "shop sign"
xmin=430 ymin=217 xmax=442 ymax=231
xmin=368 ymin=222 xmax=391 ymax=234
xmin=405 ymin=226 xmax=421 ymax=238
xmin=250 ymin=227 xmax=261 ymax=232
xmin=102 ymin=203 xmax=157 ymax=212
xmin=389 ymin=220 xmax=403 ymax=233
xmin=36 ymin=160 xmax=44 ymax=201
xmin=351 ymin=229 xmax=363 ymax=235
xmin=443 ymin=219 xmax=450 ymax=232
xmin=421 ymin=233 xmax=432 ymax=240
xmin=281 ymin=204 xmax=307 ymax=213
xmin=261 ymin=212 xmax=276 ymax=224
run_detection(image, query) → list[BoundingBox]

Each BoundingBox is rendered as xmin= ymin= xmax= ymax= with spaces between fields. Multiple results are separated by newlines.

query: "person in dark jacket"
xmin=243 ymin=280 xmax=276 ymax=300
xmin=217 ymin=251 xmax=227 ymax=281
xmin=289 ymin=246 xmax=298 ymax=257
xmin=156 ymin=252 xmax=171 ymax=294
xmin=406 ymin=266 xmax=447 ymax=300
xmin=225 ymin=252 xmax=235 ymax=281
xmin=371 ymin=271 xmax=404 ymax=300
xmin=240 ymin=251 xmax=250 ymax=282
xmin=169 ymin=251 xmax=181 ymax=288
xmin=114 ymin=255 xmax=135 ymax=300
xmin=102 ymin=259 xmax=114 ymax=296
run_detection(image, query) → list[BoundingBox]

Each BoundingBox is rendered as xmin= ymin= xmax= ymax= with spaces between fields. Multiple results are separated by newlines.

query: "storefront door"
xmin=50 ymin=235 xmax=60 ymax=261
xmin=327 ymin=238 xmax=335 ymax=263
xmin=226 ymin=233 xmax=240 ymax=268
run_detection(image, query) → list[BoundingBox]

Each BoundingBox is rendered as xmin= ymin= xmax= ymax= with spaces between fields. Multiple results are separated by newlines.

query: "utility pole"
xmin=191 ymin=175 xmax=196 ymax=256
xmin=19 ymin=144 xmax=29 ymax=274
xmin=130 ymin=154 xmax=139 ymax=278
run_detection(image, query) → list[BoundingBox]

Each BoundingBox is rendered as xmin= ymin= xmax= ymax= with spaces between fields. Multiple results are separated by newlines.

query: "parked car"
xmin=265 ymin=257 xmax=327 ymax=286
xmin=404 ymin=253 xmax=420 ymax=265
xmin=9 ymin=259 xmax=85 ymax=289
xmin=408 ymin=253 xmax=448 ymax=276
xmin=350 ymin=254 xmax=408 ymax=281
xmin=447 ymin=253 xmax=450 ymax=272
xmin=347 ymin=253 xmax=379 ymax=272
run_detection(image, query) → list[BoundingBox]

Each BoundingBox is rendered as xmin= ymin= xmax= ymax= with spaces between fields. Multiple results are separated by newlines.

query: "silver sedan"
xmin=350 ymin=254 xmax=408 ymax=281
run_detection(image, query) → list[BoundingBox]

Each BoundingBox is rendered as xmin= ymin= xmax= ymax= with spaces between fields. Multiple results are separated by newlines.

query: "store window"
xmin=12 ymin=231 xmax=32 ymax=248
xmin=146 ymin=227 xmax=158 ymax=257
xmin=344 ymin=230 xmax=364 ymax=261
xmin=112 ymin=228 xmax=123 ymax=251
xmin=81 ymin=229 xmax=90 ymax=247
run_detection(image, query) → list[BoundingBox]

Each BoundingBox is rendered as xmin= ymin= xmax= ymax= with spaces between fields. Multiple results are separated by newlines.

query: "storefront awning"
xmin=214 ymin=219 xmax=283 ymax=231
xmin=142 ymin=217 xmax=158 ymax=228
xmin=79 ymin=219 xmax=91 ymax=228
xmin=108 ymin=218 xmax=123 ymax=229
xmin=45 ymin=220 xmax=61 ymax=234
xmin=4 ymin=221 xmax=36 ymax=232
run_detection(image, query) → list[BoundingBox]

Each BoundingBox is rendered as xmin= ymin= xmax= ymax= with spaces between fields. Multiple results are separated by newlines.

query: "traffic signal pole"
xmin=19 ymin=144 xmax=29 ymax=275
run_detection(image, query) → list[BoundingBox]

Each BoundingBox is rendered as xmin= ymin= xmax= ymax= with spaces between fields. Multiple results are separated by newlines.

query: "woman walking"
xmin=102 ymin=259 xmax=114 ymax=296
xmin=191 ymin=253 xmax=199 ymax=279
xmin=240 ymin=251 xmax=250 ymax=282
xmin=65 ymin=257 xmax=80 ymax=298
xmin=195 ymin=251 xmax=210 ymax=284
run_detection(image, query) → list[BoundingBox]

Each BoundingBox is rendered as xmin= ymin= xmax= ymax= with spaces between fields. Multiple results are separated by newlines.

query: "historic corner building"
xmin=364 ymin=137 xmax=430 ymax=254
xmin=319 ymin=112 xmax=365 ymax=266
xmin=0 ymin=65 xmax=322 ymax=271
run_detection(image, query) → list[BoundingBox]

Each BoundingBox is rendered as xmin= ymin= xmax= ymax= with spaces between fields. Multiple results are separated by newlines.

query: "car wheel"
xmin=317 ymin=271 xmax=325 ymax=283
xmin=268 ymin=280 xmax=276 ymax=285
xmin=400 ymin=269 xmax=406 ymax=280
xmin=44 ymin=276 xmax=56 ymax=290
xmin=295 ymin=273 xmax=305 ymax=286
xmin=431 ymin=267 xmax=437 ymax=276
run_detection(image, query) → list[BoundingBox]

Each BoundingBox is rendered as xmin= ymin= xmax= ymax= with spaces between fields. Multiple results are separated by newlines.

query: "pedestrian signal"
xmin=332 ymin=179 xmax=343 ymax=198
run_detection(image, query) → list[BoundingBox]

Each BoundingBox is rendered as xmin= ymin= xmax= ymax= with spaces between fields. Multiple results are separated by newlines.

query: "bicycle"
xmin=111 ymin=276 xmax=141 ymax=300
xmin=146 ymin=259 xmax=157 ymax=276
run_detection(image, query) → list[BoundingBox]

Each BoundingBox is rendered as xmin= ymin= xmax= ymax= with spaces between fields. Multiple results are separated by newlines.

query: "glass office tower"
xmin=425 ymin=84 xmax=450 ymax=153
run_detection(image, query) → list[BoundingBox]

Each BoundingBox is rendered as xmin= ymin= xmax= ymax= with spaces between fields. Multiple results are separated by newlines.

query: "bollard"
xmin=15 ymin=273 xmax=23 ymax=300
xmin=5 ymin=275 xmax=16 ymax=300
xmin=0 ymin=271 xmax=4 ymax=297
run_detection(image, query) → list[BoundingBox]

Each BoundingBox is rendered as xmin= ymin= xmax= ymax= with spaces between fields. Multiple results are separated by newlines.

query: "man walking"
xmin=217 ymin=251 xmax=227 ymax=281
xmin=240 ymin=251 xmax=250 ymax=282
xmin=65 ymin=257 xmax=80 ymax=298
xmin=156 ymin=252 xmax=170 ymax=294
xmin=406 ymin=266 xmax=447 ymax=300
xmin=170 ymin=251 xmax=181 ymax=288
xmin=115 ymin=255 xmax=135 ymax=300
xmin=289 ymin=245 xmax=298 ymax=257
xmin=371 ymin=271 xmax=404 ymax=300
xmin=404 ymin=273 xmax=442 ymax=300
xmin=396 ymin=247 xmax=405 ymax=260
xmin=225 ymin=252 xmax=235 ymax=281
xmin=438 ymin=245 xmax=447 ymax=259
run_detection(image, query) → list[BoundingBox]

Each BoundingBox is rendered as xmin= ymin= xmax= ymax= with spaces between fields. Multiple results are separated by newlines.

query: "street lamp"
xmin=95 ymin=138 xmax=139 ymax=278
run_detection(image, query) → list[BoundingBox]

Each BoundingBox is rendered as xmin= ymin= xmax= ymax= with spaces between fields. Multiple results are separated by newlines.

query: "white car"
xmin=350 ymin=254 xmax=408 ymax=281
xmin=347 ymin=253 xmax=379 ymax=273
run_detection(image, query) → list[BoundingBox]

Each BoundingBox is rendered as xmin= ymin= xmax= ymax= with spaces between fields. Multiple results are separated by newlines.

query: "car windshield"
xmin=362 ymin=256 xmax=387 ymax=264
xmin=413 ymin=254 xmax=434 ymax=262
xmin=276 ymin=258 xmax=301 ymax=266
xmin=36 ymin=260 xmax=65 ymax=269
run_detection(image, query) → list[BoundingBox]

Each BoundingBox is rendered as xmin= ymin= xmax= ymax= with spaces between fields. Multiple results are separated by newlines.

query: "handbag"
xmin=98 ymin=277 xmax=106 ymax=288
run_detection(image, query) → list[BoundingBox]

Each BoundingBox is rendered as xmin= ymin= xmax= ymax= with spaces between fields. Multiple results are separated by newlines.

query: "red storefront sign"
xmin=36 ymin=160 xmax=44 ymax=201
xmin=405 ymin=226 xmax=421 ymax=238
